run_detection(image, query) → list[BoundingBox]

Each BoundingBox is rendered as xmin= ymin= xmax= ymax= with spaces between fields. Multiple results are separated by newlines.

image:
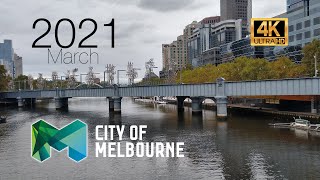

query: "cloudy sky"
xmin=0 ymin=0 xmax=286 ymax=81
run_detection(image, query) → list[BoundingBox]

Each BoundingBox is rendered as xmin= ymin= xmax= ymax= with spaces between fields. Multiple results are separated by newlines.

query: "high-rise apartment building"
xmin=162 ymin=40 xmax=178 ymax=72
xmin=220 ymin=0 xmax=252 ymax=27
xmin=14 ymin=53 xmax=23 ymax=77
xmin=162 ymin=44 xmax=170 ymax=71
xmin=175 ymin=35 xmax=186 ymax=69
xmin=162 ymin=21 xmax=198 ymax=73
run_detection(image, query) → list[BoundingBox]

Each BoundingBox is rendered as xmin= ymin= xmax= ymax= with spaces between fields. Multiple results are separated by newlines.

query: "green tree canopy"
xmin=178 ymin=56 xmax=306 ymax=84
xmin=0 ymin=65 xmax=10 ymax=91
xmin=14 ymin=75 xmax=28 ymax=81
xmin=269 ymin=56 xmax=306 ymax=79
xmin=302 ymin=39 xmax=320 ymax=77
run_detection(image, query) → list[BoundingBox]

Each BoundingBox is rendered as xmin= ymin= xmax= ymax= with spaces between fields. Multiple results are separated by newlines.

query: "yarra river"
xmin=0 ymin=98 xmax=319 ymax=179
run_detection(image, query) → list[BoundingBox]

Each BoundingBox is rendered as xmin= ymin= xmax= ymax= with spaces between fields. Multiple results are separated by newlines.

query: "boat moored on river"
xmin=291 ymin=117 xmax=310 ymax=129
xmin=269 ymin=117 xmax=320 ymax=132
xmin=0 ymin=115 xmax=6 ymax=123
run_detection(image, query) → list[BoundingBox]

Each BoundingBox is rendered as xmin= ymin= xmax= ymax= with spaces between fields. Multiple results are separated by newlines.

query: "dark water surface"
xmin=0 ymin=98 xmax=319 ymax=180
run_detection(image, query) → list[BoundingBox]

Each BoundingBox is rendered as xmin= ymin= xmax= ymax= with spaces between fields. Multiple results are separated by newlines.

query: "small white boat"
xmin=269 ymin=117 xmax=320 ymax=133
xmin=156 ymin=101 xmax=167 ymax=104
xmin=291 ymin=117 xmax=310 ymax=129
xmin=309 ymin=124 xmax=320 ymax=132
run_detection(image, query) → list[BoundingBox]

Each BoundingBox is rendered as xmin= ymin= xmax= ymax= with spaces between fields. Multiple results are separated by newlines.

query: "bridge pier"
xmin=17 ymin=97 xmax=24 ymax=107
xmin=55 ymin=97 xmax=68 ymax=109
xmin=190 ymin=97 xmax=203 ymax=114
xmin=177 ymin=96 xmax=187 ymax=112
xmin=109 ymin=97 xmax=122 ymax=113
xmin=311 ymin=97 xmax=318 ymax=114
xmin=108 ymin=97 xmax=115 ymax=111
xmin=215 ymin=96 xmax=228 ymax=118
xmin=25 ymin=98 xmax=36 ymax=107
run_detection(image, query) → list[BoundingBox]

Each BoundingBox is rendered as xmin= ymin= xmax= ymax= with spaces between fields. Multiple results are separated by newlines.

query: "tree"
xmin=136 ymin=77 xmax=164 ymax=86
xmin=302 ymin=39 xmax=320 ymax=77
xmin=15 ymin=75 xmax=28 ymax=81
xmin=268 ymin=56 xmax=306 ymax=79
xmin=0 ymin=65 xmax=10 ymax=91
xmin=179 ymin=56 xmax=306 ymax=84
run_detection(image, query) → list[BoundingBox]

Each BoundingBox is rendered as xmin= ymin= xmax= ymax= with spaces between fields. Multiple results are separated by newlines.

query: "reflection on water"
xmin=0 ymin=97 xmax=319 ymax=179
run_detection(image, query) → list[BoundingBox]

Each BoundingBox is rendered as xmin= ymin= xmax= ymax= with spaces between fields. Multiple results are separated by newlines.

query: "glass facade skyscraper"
xmin=188 ymin=19 xmax=246 ymax=66
xmin=287 ymin=0 xmax=320 ymax=46
xmin=0 ymin=40 xmax=14 ymax=77
xmin=220 ymin=37 xmax=265 ymax=64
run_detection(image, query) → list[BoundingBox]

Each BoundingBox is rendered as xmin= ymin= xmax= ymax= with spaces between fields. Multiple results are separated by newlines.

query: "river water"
xmin=0 ymin=98 xmax=319 ymax=180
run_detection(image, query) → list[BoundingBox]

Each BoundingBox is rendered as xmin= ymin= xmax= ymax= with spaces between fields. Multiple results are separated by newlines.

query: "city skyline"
xmin=0 ymin=0 xmax=286 ymax=80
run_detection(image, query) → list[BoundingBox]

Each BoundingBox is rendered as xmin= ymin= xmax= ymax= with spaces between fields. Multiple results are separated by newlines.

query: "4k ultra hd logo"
xmin=31 ymin=120 xmax=87 ymax=163
xmin=251 ymin=18 xmax=288 ymax=46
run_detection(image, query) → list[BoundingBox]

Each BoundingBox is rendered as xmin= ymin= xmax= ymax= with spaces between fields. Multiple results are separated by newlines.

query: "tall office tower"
xmin=220 ymin=0 xmax=252 ymax=27
xmin=0 ymin=40 xmax=14 ymax=78
xmin=287 ymin=0 xmax=320 ymax=46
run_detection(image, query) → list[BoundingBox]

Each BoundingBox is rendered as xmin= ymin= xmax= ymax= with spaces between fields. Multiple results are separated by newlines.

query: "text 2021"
xmin=32 ymin=18 xmax=115 ymax=48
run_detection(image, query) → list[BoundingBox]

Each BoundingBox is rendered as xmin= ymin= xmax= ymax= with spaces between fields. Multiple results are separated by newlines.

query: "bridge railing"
xmin=225 ymin=77 xmax=320 ymax=96
xmin=5 ymin=79 xmax=186 ymax=92
xmin=5 ymin=81 xmax=117 ymax=92
xmin=3 ymin=77 xmax=320 ymax=98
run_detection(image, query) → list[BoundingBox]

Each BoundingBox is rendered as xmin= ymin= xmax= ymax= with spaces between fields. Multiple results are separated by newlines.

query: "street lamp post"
xmin=314 ymin=53 xmax=318 ymax=78
xmin=117 ymin=70 xmax=126 ymax=86
xmin=104 ymin=70 xmax=107 ymax=88
xmin=180 ymin=67 xmax=182 ymax=84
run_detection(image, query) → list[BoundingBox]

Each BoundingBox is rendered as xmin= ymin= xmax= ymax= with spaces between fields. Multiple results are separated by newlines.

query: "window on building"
xmin=289 ymin=25 xmax=294 ymax=32
xmin=296 ymin=22 xmax=302 ymax=30
xmin=289 ymin=35 xmax=294 ymax=42
xmin=305 ymin=20 xmax=310 ymax=28
xmin=314 ymin=28 xmax=320 ymax=36
xmin=305 ymin=31 xmax=311 ymax=38
xmin=314 ymin=17 xmax=320 ymax=25
xmin=296 ymin=33 xmax=302 ymax=40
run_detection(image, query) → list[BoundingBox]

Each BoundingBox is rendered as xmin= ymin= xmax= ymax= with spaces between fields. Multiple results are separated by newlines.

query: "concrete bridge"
xmin=1 ymin=77 xmax=320 ymax=117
